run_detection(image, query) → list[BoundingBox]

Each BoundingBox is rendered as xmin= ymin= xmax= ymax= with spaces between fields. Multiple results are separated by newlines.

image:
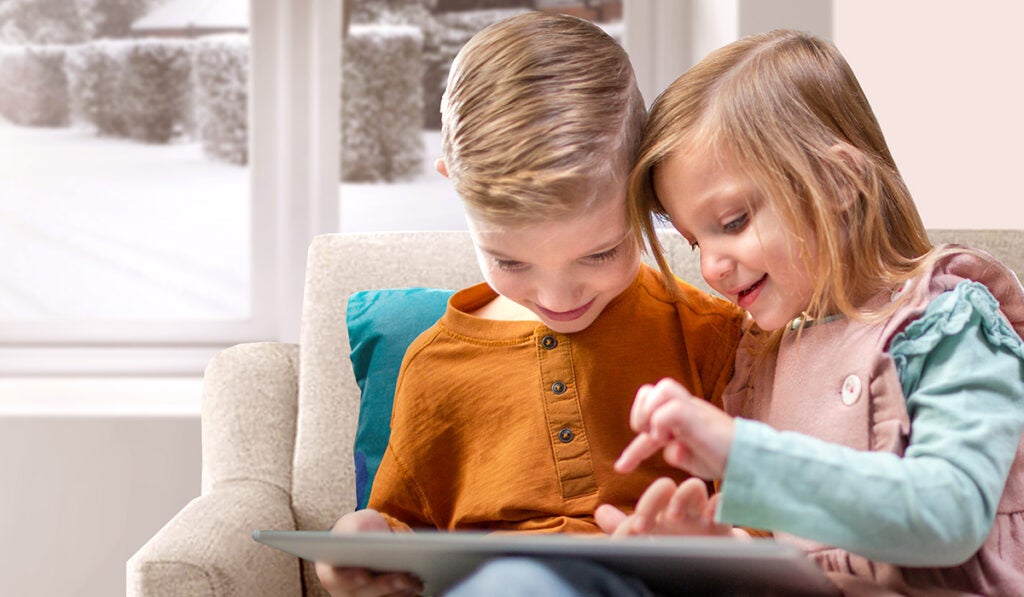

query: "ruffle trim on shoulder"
xmin=889 ymin=281 xmax=1024 ymax=367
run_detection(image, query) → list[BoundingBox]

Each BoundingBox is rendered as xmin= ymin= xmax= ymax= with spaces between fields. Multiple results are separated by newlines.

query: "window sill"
xmin=0 ymin=376 xmax=202 ymax=417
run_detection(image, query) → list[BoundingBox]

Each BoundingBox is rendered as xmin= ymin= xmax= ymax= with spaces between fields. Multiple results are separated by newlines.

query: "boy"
xmin=317 ymin=12 xmax=744 ymax=596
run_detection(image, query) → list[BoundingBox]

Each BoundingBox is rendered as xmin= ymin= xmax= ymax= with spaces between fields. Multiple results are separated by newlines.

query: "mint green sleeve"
xmin=716 ymin=281 xmax=1024 ymax=566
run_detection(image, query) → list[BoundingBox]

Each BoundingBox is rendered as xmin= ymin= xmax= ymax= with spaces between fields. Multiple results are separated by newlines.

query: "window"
xmin=0 ymin=0 xmax=274 ymax=373
xmin=0 ymin=0 xmax=684 ymax=375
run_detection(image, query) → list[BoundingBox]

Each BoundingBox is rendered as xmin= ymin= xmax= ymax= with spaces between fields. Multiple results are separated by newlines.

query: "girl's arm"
xmin=718 ymin=284 xmax=1024 ymax=566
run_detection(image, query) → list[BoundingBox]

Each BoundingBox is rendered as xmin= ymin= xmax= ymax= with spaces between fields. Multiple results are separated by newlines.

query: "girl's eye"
xmin=723 ymin=213 xmax=749 ymax=233
xmin=494 ymin=259 xmax=527 ymax=272
xmin=584 ymin=246 xmax=619 ymax=264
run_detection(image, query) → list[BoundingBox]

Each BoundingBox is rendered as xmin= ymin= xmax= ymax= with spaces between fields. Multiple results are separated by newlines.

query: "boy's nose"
xmin=535 ymin=280 xmax=584 ymax=312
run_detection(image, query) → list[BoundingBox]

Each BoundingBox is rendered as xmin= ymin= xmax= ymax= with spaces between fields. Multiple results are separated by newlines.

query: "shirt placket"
xmin=536 ymin=330 xmax=597 ymax=499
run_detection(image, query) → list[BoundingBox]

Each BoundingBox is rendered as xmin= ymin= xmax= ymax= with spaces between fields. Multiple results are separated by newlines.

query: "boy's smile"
xmin=465 ymin=192 xmax=640 ymax=334
xmin=535 ymin=298 xmax=596 ymax=323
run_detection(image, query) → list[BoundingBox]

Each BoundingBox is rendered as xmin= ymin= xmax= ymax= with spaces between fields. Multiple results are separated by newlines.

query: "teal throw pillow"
xmin=347 ymin=287 xmax=454 ymax=509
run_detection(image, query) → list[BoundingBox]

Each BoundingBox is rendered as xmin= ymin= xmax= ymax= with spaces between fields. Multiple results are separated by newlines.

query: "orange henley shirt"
xmin=368 ymin=264 xmax=744 ymax=533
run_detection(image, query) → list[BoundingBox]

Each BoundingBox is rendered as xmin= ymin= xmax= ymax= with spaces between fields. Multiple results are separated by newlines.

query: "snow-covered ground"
xmin=0 ymin=119 xmax=464 ymax=320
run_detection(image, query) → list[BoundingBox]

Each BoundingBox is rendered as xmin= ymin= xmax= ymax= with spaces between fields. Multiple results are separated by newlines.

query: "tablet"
xmin=253 ymin=530 xmax=838 ymax=596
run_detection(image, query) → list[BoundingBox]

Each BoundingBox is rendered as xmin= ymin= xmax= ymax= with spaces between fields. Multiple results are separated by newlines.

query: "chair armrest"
xmin=127 ymin=480 xmax=302 ymax=596
xmin=201 ymin=342 xmax=300 ymax=493
xmin=128 ymin=342 xmax=304 ymax=596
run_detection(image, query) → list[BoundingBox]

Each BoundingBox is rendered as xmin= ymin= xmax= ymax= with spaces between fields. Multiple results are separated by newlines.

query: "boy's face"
xmin=466 ymin=192 xmax=641 ymax=334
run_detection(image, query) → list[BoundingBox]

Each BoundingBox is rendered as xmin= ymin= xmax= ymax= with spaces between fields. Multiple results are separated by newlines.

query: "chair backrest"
xmin=293 ymin=232 xmax=478 ymax=533
xmin=288 ymin=227 xmax=1023 ymax=593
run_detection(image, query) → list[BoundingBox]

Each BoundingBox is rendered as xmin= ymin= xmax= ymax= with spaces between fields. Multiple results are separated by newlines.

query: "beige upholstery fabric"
xmin=127 ymin=229 xmax=1024 ymax=597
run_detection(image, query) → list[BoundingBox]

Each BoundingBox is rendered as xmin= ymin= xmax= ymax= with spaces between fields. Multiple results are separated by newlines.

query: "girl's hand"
xmin=615 ymin=378 xmax=735 ymax=480
xmin=315 ymin=509 xmax=424 ymax=597
xmin=595 ymin=477 xmax=739 ymax=538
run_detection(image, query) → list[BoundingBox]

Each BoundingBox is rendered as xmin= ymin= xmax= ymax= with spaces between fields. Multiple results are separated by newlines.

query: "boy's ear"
xmin=435 ymin=158 xmax=449 ymax=179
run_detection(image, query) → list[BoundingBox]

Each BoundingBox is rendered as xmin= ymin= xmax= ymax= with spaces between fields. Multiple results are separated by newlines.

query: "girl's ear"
xmin=829 ymin=142 xmax=867 ymax=172
xmin=435 ymin=158 xmax=449 ymax=178
xmin=828 ymin=142 xmax=867 ymax=212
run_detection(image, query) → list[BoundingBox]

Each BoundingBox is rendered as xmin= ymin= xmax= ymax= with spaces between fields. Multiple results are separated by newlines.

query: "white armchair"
xmin=126 ymin=229 xmax=1024 ymax=596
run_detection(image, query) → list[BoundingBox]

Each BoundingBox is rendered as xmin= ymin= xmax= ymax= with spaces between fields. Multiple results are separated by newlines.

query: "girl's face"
xmin=653 ymin=149 xmax=815 ymax=331
xmin=466 ymin=192 xmax=641 ymax=334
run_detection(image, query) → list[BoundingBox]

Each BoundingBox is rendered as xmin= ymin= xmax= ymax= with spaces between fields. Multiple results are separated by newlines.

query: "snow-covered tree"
xmin=0 ymin=0 xmax=86 ymax=44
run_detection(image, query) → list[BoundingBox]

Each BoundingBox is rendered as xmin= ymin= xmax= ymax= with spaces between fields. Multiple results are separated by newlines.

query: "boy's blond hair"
xmin=441 ymin=12 xmax=646 ymax=226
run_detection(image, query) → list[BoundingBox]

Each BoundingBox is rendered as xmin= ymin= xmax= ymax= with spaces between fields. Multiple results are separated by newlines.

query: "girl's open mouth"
xmin=736 ymin=275 xmax=767 ymax=309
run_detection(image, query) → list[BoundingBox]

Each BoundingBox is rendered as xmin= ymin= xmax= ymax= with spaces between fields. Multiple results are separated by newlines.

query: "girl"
xmin=611 ymin=28 xmax=1024 ymax=595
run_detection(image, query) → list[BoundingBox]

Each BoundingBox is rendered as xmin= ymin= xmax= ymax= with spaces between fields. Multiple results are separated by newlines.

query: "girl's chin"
xmin=751 ymin=312 xmax=791 ymax=332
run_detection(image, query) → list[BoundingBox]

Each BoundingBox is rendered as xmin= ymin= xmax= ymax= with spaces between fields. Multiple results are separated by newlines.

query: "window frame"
xmin=0 ymin=0 xmax=340 ymax=375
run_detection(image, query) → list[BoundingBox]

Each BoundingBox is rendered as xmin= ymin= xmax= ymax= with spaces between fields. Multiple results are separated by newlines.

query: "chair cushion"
xmin=347 ymin=287 xmax=454 ymax=509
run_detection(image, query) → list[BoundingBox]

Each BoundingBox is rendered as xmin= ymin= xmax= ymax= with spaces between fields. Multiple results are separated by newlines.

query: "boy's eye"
xmin=584 ymin=247 xmax=619 ymax=264
xmin=723 ymin=213 xmax=749 ymax=233
xmin=494 ymin=259 xmax=527 ymax=272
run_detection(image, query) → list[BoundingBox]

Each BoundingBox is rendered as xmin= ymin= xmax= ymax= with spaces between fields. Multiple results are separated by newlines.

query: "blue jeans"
xmin=445 ymin=557 xmax=655 ymax=597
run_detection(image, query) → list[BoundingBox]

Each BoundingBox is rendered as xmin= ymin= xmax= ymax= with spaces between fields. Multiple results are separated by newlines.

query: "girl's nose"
xmin=700 ymin=247 xmax=734 ymax=283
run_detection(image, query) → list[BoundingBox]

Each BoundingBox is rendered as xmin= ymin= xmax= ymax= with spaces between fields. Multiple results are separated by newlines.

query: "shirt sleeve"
xmin=716 ymin=281 xmax=1024 ymax=566
xmin=367 ymin=443 xmax=431 ymax=532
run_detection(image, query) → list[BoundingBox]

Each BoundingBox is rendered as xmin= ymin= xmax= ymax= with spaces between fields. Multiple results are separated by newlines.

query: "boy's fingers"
xmin=343 ymin=572 xmax=422 ymax=597
xmin=372 ymin=573 xmax=424 ymax=597
xmin=316 ymin=564 xmax=374 ymax=594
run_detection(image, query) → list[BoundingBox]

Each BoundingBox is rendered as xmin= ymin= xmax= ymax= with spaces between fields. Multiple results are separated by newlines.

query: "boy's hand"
xmin=315 ymin=509 xmax=424 ymax=597
xmin=595 ymin=477 xmax=740 ymax=538
xmin=615 ymin=378 xmax=735 ymax=480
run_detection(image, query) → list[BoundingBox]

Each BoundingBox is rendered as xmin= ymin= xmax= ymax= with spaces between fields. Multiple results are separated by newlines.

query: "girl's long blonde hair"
xmin=631 ymin=29 xmax=940 ymax=351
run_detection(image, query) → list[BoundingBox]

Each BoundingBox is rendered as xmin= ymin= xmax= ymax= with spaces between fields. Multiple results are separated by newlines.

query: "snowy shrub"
xmin=193 ymin=34 xmax=248 ymax=165
xmin=0 ymin=44 xmax=69 ymax=126
xmin=421 ymin=8 xmax=528 ymax=128
xmin=120 ymin=38 xmax=193 ymax=143
xmin=64 ymin=39 xmax=130 ymax=135
xmin=342 ymin=24 xmax=423 ymax=182
xmin=0 ymin=0 xmax=86 ymax=45
xmin=429 ymin=0 xmax=534 ymax=10
xmin=350 ymin=0 xmax=429 ymax=26
xmin=78 ymin=0 xmax=159 ymax=40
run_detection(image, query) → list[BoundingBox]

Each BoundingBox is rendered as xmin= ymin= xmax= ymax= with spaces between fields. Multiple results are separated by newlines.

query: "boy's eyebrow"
xmin=588 ymin=231 xmax=632 ymax=254
xmin=476 ymin=246 xmax=514 ymax=260
xmin=477 ymin=230 xmax=632 ymax=261
xmin=575 ymin=230 xmax=635 ymax=258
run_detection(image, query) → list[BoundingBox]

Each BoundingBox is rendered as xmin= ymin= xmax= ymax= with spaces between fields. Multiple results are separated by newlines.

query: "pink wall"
xmin=833 ymin=0 xmax=1024 ymax=229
